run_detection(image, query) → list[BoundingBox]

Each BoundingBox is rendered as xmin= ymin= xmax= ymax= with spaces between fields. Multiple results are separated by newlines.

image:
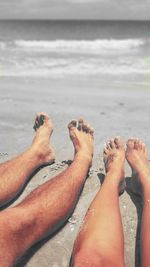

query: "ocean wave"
xmin=0 ymin=61 xmax=149 ymax=77
xmin=14 ymin=39 xmax=145 ymax=54
xmin=0 ymin=38 xmax=149 ymax=77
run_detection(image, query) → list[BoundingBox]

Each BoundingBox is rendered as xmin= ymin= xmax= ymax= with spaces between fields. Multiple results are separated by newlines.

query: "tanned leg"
xmin=72 ymin=137 xmax=125 ymax=267
xmin=126 ymin=138 xmax=150 ymax=267
xmin=0 ymin=118 xmax=94 ymax=267
xmin=0 ymin=113 xmax=55 ymax=207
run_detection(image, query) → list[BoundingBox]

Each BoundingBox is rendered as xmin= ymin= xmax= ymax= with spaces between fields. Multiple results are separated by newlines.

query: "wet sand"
xmin=0 ymin=76 xmax=150 ymax=267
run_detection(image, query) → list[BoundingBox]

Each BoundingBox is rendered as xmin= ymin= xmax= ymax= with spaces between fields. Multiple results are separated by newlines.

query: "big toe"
xmin=33 ymin=112 xmax=50 ymax=131
xmin=33 ymin=112 xmax=53 ymax=132
xmin=68 ymin=120 xmax=77 ymax=130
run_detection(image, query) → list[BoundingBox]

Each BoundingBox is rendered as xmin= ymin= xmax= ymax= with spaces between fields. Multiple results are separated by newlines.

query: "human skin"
xmin=0 ymin=116 xmax=94 ymax=267
xmin=72 ymin=137 xmax=125 ymax=267
xmin=126 ymin=138 xmax=150 ymax=267
xmin=0 ymin=112 xmax=55 ymax=207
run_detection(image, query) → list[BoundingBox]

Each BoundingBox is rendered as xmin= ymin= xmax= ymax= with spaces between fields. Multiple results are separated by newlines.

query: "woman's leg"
xmin=126 ymin=138 xmax=150 ymax=267
xmin=72 ymin=137 xmax=125 ymax=267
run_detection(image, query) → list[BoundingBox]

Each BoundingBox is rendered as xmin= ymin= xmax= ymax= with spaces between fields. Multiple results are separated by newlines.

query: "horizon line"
xmin=0 ymin=18 xmax=150 ymax=21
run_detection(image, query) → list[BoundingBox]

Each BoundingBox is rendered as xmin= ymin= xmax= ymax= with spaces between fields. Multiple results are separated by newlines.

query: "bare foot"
xmin=103 ymin=137 xmax=126 ymax=193
xmin=126 ymin=138 xmax=150 ymax=192
xmin=68 ymin=118 xmax=94 ymax=165
xmin=32 ymin=113 xmax=55 ymax=165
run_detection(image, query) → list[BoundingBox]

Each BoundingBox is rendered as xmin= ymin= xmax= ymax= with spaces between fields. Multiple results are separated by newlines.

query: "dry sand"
xmin=0 ymin=76 xmax=150 ymax=267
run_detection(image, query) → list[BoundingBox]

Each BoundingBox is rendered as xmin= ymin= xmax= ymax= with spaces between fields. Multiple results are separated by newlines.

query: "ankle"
xmin=29 ymin=145 xmax=55 ymax=165
xmin=106 ymin=168 xmax=124 ymax=181
xmin=142 ymin=183 xmax=150 ymax=198
xmin=103 ymin=171 xmax=124 ymax=192
xmin=26 ymin=147 xmax=42 ymax=163
xmin=135 ymin=167 xmax=150 ymax=191
xmin=75 ymin=150 xmax=93 ymax=165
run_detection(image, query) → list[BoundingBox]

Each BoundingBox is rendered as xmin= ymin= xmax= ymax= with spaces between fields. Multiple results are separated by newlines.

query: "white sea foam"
xmin=0 ymin=59 xmax=149 ymax=77
xmin=0 ymin=38 xmax=149 ymax=77
xmin=14 ymin=39 xmax=145 ymax=54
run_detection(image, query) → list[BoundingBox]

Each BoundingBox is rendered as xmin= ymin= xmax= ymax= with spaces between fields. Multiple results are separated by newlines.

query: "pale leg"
xmin=72 ymin=137 xmax=125 ymax=267
xmin=126 ymin=138 xmax=150 ymax=267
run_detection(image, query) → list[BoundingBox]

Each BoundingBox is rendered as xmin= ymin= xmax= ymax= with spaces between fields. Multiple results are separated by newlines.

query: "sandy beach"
xmin=0 ymin=76 xmax=150 ymax=266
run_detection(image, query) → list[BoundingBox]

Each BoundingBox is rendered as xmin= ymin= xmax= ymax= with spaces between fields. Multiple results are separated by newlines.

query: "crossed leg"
xmin=0 ymin=118 xmax=94 ymax=267
xmin=72 ymin=137 xmax=125 ymax=267
xmin=0 ymin=113 xmax=55 ymax=207
xmin=126 ymin=138 xmax=150 ymax=267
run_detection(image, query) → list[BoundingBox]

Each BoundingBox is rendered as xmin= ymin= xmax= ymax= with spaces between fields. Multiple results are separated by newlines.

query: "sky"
xmin=0 ymin=0 xmax=150 ymax=20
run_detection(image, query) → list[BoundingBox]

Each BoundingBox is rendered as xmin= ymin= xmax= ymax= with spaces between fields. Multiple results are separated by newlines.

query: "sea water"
xmin=0 ymin=20 xmax=150 ymax=81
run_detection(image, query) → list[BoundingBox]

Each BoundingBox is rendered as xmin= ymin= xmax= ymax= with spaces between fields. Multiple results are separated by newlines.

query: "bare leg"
xmin=0 ymin=118 xmax=94 ymax=267
xmin=72 ymin=137 xmax=125 ymax=267
xmin=0 ymin=113 xmax=55 ymax=207
xmin=126 ymin=138 xmax=150 ymax=267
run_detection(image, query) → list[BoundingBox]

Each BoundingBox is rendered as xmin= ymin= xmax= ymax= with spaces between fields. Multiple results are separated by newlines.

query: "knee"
xmin=72 ymin=248 xmax=105 ymax=267
xmin=72 ymin=247 xmax=125 ymax=267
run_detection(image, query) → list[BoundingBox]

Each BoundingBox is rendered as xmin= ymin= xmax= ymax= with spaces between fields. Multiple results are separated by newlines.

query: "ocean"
xmin=0 ymin=20 xmax=150 ymax=81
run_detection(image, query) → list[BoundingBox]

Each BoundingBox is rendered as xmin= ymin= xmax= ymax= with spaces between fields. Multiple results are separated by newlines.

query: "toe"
xmin=114 ymin=136 xmax=124 ymax=149
xmin=85 ymin=124 xmax=91 ymax=133
xmin=139 ymin=140 xmax=144 ymax=150
xmin=68 ymin=120 xmax=77 ymax=130
xmin=134 ymin=138 xmax=140 ymax=150
xmin=33 ymin=112 xmax=53 ymax=132
xmin=33 ymin=119 xmax=39 ymax=131
xmin=141 ymin=141 xmax=146 ymax=151
xmin=78 ymin=118 xmax=84 ymax=131
xmin=103 ymin=147 xmax=109 ymax=155
xmin=37 ymin=112 xmax=48 ymax=123
xmin=109 ymin=138 xmax=115 ymax=149
xmin=138 ymin=140 xmax=147 ymax=154
xmin=89 ymin=127 xmax=94 ymax=137
xmin=127 ymin=138 xmax=135 ymax=150
xmin=144 ymin=145 xmax=149 ymax=158
xmin=38 ymin=114 xmax=46 ymax=125
xmin=82 ymin=121 xmax=88 ymax=132
xmin=84 ymin=123 xmax=94 ymax=138
xmin=33 ymin=114 xmax=44 ymax=131
xmin=34 ymin=112 xmax=48 ymax=130
xmin=105 ymin=141 xmax=111 ymax=150
xmin=37 ymin=112 xmax=48 ymax=117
